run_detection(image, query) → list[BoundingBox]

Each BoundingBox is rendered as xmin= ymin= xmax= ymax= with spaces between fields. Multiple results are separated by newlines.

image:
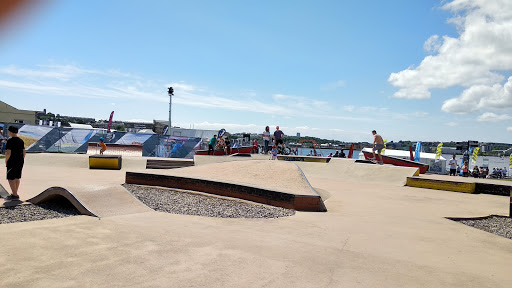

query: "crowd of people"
xmin=448 ymin=156 xmax=508 ymax=178
xmin=208 ymin=134 xmax=233 ymax=155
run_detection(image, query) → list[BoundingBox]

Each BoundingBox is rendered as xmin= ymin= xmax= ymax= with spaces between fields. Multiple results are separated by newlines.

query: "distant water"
xmin=293 ymin=149 xmax=509 ymax=170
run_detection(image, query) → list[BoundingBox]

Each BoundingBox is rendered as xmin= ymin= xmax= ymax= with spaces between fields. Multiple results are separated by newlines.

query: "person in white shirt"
xmin=262 ymin=126 xmax=271 ymax=154
xmin=448 ymin=155 xmax=457 ymax=176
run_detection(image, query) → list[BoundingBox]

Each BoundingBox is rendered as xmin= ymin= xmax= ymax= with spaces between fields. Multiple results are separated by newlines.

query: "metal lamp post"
xmin=167 ymin=87 xmax=174 ymax=136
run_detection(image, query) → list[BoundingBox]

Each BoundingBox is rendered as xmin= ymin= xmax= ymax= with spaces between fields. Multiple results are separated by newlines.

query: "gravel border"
xmin=450 ymin=215 xmax=512 ymax=240
xmin=0 ymin=198 xmax=82 ymax=225
xmin=123 ymin=184 xmax=296 ymax=219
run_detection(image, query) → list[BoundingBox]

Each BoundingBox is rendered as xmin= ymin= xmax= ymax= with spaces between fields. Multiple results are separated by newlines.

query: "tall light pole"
xmin=167 ymin=87 xmax=174 ymax=135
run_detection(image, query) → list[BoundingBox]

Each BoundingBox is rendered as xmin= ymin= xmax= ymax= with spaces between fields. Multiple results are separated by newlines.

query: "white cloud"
xmin=445 ymin=121 xmax=458 ymax=127
xmin=477 ymin=112 xmax=512 ymax=122
xmin=507 ymin=127 xmax=512 ymax=132
xmin=442 ymin=76 xmax=512 ymax=113
xmin=389 ymin=0 xmax=512 ymax=114
xmin=423 ymin=35 xmax=442 ymax=53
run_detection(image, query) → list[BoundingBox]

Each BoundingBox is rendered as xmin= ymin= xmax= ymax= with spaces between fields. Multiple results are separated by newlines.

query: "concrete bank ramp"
xmin=126 ymin=160 xmax=326 ymax=211
xmin=27 ymin=184 xmax=151 ymax=218
xmin=1 ymin=153 xmax=152 ymax=217
xmin=152 ymin=160 xmax=317 ymax=196
xmin=193 ymin=155 xmax=419 ymax=186
xmin=296 ymin=158 xmax=419 ymax=186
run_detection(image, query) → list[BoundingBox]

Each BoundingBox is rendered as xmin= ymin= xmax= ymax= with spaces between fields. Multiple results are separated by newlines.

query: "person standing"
xmin=462 ymin=162 xmax=469 ymax=177
xmin=371 ymin=130 xmax=384 ymax=164
xmin=208 ymin=134 xmax=217 ymax=155
xmin=448 ymin=155 xmax=457 ymax=176
xmin=271 ymin=145 xmax=278 ymax=160
xmin=5 ymin=126 xmax=25 ymax=200
xmin=262 ymin=126 xmax=271 ymax=154
xmin=274 ymin=126 xmax=285 ymax=151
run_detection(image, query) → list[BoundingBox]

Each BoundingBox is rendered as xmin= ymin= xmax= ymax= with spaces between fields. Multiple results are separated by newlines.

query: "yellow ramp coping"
xmin=406 ymin=177 xmax=476 ymax=193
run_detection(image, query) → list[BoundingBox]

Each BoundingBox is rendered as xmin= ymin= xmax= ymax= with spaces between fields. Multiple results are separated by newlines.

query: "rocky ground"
xmin=123 ymin=184 xmax=296 ymax=219
xmin=0 ymin=198 xmax=81 ymax=224
xmin=452 ymin=215 xmax=512 ymax=240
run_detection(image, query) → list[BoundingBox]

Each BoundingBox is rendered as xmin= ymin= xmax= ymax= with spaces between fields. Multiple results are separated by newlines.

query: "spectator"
xmin=224 ymin=137 xmax=231 ymax=155
xmin=262 ymin=126 xmax=271 ymax=154
xmin=208 ymin=134 xmax=217 ymax=155
xmin=462 ymin=162 xmax=469 ymax=177
xmin=448 ymin=155 xmax=457 ymax=176
xmin=273 ymin=126 xmax=285 ymax=150
xmin=252 ymin=139 xmax=258 ymax=154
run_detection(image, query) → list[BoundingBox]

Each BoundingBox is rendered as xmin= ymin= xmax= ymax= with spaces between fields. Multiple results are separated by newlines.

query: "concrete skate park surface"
xmin=0 ymin=153 xmax=511 ymax=287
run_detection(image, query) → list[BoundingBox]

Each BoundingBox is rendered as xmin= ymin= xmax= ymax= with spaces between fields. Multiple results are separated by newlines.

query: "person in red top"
xmin=252 ymin=139 xmax=258 ymax=154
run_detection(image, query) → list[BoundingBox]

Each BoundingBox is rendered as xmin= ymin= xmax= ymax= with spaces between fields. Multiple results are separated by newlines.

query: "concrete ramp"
xmin=193 ymin=155 xmax=419 ymax=186
xmin=126 ymin=160 xmax=327 ymax=211
xmin=296 ymin=158 xmax=420 ymax=186
xmin=27 ymin=187 xmax=98 ymax=217
xmin=27 ymin=184 xmax=151 ymax=218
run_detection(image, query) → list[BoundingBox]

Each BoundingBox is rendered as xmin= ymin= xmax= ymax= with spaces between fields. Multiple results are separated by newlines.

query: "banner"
xmin=471 ymin=147 xmax=479 ymax=164
xmin=414 ymin=142 xmax=421 ymax=162
xmin=435 ymin=143 xmax=443 ymax=162
xmin=107 ymin=111 xmax=114 ymax=133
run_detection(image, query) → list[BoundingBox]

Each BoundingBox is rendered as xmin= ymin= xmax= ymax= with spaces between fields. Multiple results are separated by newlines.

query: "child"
xmin=271 ymin=145 xmax=278 ymax=160
xmin=99 ymin=138 xmax=107 ymax=155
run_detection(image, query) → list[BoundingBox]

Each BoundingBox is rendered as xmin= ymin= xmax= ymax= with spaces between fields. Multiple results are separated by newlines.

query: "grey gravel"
xmin=123 ymin=184 xmax=296 ymax=218
xmin=452 ymin=215 xmax=512 ymax=240
xmin=0 ymin=198 xmax=81 ymax=225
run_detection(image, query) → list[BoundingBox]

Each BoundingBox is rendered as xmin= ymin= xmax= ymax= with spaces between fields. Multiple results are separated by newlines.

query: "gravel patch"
xmin=0 ymin=198 xmax=82 ymax=225
xmin=451 ymin=215 xmax=512 ymax=240
xmin=123 ymin=184 xmax=296 ymax=219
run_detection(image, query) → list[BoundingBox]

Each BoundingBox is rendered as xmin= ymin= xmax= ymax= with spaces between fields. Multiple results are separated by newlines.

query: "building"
xmin=0 ymin=100 xmax=37 ymax=125
xmin=153 ymin=120 xmax=217 ymax=139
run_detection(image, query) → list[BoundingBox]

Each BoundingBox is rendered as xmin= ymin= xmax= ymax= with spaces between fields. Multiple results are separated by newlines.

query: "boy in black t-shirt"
xmin=5 ymin=126 xmax=25 ymax=200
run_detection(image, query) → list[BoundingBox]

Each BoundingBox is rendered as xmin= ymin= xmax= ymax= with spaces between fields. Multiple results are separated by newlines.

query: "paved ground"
xmin=0 ymin=154 xmax=511 ymax=287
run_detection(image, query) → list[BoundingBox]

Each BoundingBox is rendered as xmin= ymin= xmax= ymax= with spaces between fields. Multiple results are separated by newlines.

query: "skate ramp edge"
xmin=27 ymin=187 xmax=99 ymax=217
xmin=125 ymin=172 xmax=327 ymax=212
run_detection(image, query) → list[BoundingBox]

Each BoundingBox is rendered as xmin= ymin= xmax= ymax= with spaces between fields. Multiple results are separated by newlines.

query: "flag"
xmin=435 ymin=143 xmax=443 ymax=162
xmin=471 ymin=147 xmax=479 ymax=164
xmin=107 ymin=111 xmax=114 ymax=133
xmin=414 ymin=142 xmax=421 ymax=162
xmin=381 ymin=140 xmax=387 ymax=154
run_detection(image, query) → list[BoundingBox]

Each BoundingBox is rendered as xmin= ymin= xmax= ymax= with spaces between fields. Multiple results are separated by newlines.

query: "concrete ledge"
xmin=89 ymin=155 xmax=122 ymax=170
xmin=125 ymin=172 xmax=326 ymax=212
xmin=146 ymin=159 xmax=194 ymax=169
xmin=406 ymin=177 xmax=476 ymax=193
xmin=406 ymin=177 xmax=512 ymax=196
xmin=27 ymin=187 xmax=98 ymax=217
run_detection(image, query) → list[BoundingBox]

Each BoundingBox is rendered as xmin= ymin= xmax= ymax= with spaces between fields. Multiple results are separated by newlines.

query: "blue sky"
xmin=1 ymin=0 xmax=511 ymax=142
